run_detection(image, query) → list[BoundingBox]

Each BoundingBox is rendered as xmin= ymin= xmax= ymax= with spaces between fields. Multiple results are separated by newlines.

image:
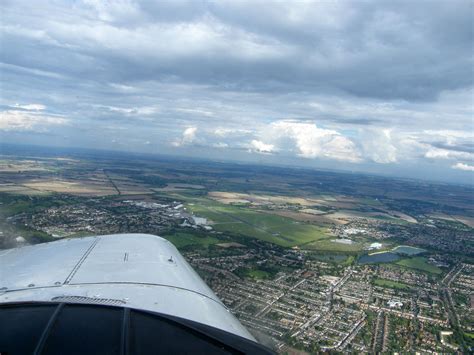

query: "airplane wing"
xmin=0 ymin=234 xmax=273 ymax=354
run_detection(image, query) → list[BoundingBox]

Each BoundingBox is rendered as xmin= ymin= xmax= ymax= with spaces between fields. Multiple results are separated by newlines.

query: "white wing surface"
xmin=0 ymin=233 xmax=254 ymax=341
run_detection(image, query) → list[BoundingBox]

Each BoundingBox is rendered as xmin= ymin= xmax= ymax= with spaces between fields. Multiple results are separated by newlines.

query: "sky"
xmin=0 ymin=0 xmax=473 ymax=184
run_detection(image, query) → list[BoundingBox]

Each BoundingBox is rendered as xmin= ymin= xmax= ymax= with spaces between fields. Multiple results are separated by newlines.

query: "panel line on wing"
xmin=64 ymin=238 xmax=99 ymax=285
xmin=66 ymin=281 xmax=226 ymax=307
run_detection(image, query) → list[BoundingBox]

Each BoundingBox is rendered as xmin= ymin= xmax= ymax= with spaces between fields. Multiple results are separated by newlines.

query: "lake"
xmin=358 ymin=245 xmax=427 ymax=264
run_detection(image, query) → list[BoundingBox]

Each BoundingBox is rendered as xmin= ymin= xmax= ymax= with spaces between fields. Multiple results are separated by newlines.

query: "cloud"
xmin=267 ymin=120 xmax=361 ymax=162
xmin=452 ymin=162 xmax=474 ymax=171
xmin=249 ymin=139 xmax=274 ymax=154
xmin=0 ymin=109 xmax=67 ymax=131
xmin=425 ymin=147 xmax=473 ymax=160
xmin=182 ymin=126 xmax=197 ymax=142
xmin=214 ymin=128 xmax=252 ymax=137
xmin=424 ymin=129 xmax=474 ymax=140
xmin=430 ymin=142 xmax=474 ymax=154
xmin=360 ymin=129 xmax=398 ymax=164
xmin=212 ymin=142 xmax=228 ymax=148
xmin=2 ymin=0 xmax=472 ymax=100
xmin=102 ymin=105 xmax=159 ymax=116
xmin=176 ymin=108 xmax=214 ymax=117
xmin=0 ymin=1 xmax=472 ymax=184
xmin=172 ymin=126 xmax=198 ymax=147
xmin=13 ymin=103 xmax=46 ymax=111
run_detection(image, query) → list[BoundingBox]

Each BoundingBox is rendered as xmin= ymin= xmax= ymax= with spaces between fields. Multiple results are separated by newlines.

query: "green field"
xmin=396 ymin=257 xmax=442 ymax=274
xmin=235 ymin=266 xmax=279 ymax=280
xmin=357 ymin=197 xmax=384 ymax=207
xmin=304 ymin=239 xmax=364 ymax=252
xmin=374 ymin=278 xmax=411 ymax=290
xmin=186 ymin=199 xmax=329 ymax=247
xmin=247 ymin=269 xmax=272 ymax=279
xmin=162 ymin=232 xmax=220 ymax=249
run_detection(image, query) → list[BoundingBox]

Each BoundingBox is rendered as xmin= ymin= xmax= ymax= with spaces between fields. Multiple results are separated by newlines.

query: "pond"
xmin=358 ymin=245 xmax=427 ymax=264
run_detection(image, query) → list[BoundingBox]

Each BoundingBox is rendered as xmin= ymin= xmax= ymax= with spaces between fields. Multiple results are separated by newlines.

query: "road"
xmin=103 ymin=169 xmax=121 ymax=195
xmin=256 ymin=279 xmax=306 ymax=317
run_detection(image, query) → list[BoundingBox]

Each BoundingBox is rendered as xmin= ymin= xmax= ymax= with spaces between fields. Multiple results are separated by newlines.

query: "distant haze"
xmin=0 ymin=0 xmax=473 ymax=184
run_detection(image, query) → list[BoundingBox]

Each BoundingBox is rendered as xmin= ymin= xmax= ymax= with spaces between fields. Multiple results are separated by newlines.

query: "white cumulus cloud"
xmin=425 ymin=147 xmax=473 ymax=160
xmin=172 ymin=126 xmax=198 ymax=147
xmin=249 ymin=139 xmax=275 ymax=154
xmin=268 ymin=120 xmax=361 ymax=162
xmin=360 ymin=128 xmax=398 ymax=164
xmin=452 ymin=162 xmax=474 ymax=171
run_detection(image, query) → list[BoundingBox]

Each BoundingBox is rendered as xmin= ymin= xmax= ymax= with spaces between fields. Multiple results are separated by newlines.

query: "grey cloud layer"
xmin=0 ymin=0 xmax=473 ymax=183
xmin=2 ymin=0 xmax=472 ymax=99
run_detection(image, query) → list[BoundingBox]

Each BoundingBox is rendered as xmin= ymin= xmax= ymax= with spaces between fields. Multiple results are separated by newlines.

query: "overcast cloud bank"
xmin=0 ymin=0 xmax=473 ymax=183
